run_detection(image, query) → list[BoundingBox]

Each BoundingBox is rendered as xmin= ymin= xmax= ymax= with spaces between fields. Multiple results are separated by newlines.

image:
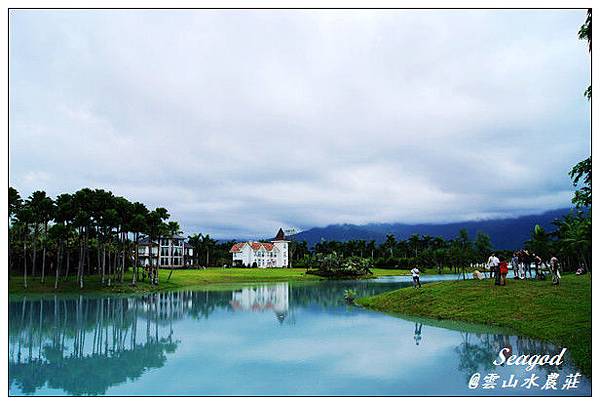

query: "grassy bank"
xmin=358 ymin=274 xmax=592 ymax=376
xmin=8 ymin=267 xmax=410 ymax=295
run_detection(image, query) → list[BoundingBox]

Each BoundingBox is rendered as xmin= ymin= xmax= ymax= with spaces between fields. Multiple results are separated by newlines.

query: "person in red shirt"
xmin=499 ymin=258 xmax=509 ymax=286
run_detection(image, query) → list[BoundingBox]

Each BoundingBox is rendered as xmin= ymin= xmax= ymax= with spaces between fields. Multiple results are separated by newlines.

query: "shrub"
xmin=306 ymin=253 xmax=373 ymax=278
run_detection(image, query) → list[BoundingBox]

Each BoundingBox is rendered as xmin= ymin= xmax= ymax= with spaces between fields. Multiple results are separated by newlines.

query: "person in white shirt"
xmin=411 ymin=266 xmax=421 ymax=288
xmin=487 ymin=253 xmax=500 ymax=285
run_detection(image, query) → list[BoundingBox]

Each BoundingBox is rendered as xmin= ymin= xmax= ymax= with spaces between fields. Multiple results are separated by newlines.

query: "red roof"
xmin=229 ymin=242 xmax=246 ymax=253
xmin=230 ymin=242 xmax=275 ymax=253
xmin=251 ymin=242 xmax=274 ymax=251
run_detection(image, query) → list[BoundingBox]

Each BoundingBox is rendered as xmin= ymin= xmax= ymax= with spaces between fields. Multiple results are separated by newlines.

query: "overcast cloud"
xmin=9 ymin=10 xmax=590 ymax=239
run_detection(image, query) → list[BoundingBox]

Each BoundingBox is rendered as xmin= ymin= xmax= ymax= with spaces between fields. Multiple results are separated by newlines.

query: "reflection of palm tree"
xmin=9 ymin=294 xmax=183 ymax=395
xmin=455 ymin=332 xmax=499 ymax=382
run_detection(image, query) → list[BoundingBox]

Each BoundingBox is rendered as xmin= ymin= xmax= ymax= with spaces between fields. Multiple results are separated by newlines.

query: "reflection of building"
xmin=229 ymin=228 xmax=289 ymax=268
xmin=230 ymin=283 xmax=289 ymax=320
xmin=138 ymin=235 xmax=194 ymax=268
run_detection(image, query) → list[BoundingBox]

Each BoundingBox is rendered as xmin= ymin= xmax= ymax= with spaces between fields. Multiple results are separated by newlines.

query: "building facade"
xmin=229 ymin=228 xmax=289 ymax=268
xmin=138 ymin=236 xmax=194 ymax=268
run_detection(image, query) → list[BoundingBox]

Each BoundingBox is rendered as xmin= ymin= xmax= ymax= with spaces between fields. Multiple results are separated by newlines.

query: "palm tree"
xmin=201 ymin=234 xmax=216 ymax=267
xmin=129 ymin=202 xmax=149 ymax=286
xmin=474 ymin=232 xmax=492 ymax=263
xmin=187 ymin=234 xmax=202 ymax=267
xmin=366 ymin=240 xmax=376 ymax=260
xmin=525 ymin=225 xmax=552 ymax=264
xmin=9 ymin=187 xmax=22 ymax=220
xmin=408 ymin=234 xmax=420 ymax=257
xmin=8 ymin=187 xmax=22 ymax=273
xmin=114 ymin=196 xmax=133 ymax=283
xmin=456 ymin=229 xmax=473 ymax=279
xmin=143 ymin=208 xmax=171 ymax=283
xmin=554 ymin=213 xmax=591 ymax=273
xmin=48 ymin=223 xmax=70 ymax=289
xmin=25 ymin=191 xmax=49 ymax=278
xmin=382 ymin=234 xmax=397 ymax=257
xmin=15 ymin=206 xmax=33 ymax=288
xmin=72 ymin=188 xmax=95 ymax=289
xmin=38 ymin=194 xmax=55 ymax=284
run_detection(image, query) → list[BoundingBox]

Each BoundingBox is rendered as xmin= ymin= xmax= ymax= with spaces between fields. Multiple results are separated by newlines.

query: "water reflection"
xmin=414 ymin=323 xmax=423 ymax=346
xmin=231 ymin=284 xmax=289 ymax=323
xmin=8 ymin=277 xmax=590 ymax=396
xmin=9 ymin=296 xmax=178 ymax=395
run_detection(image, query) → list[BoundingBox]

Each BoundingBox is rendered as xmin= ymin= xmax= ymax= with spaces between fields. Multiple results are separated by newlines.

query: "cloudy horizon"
xmin=9 ymin=10 xmax=590 ymax=239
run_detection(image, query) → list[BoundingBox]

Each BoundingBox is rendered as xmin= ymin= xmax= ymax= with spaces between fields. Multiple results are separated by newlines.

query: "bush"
xmin=344 ymin=289 xmax=358 ymax=303
xmin=306 ymin=253 xmax=373 ymax=278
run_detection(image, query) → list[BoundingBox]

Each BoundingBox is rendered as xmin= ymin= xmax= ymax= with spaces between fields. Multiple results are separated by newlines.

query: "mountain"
xmin=293 ymin=208 xmax=573 ymax=250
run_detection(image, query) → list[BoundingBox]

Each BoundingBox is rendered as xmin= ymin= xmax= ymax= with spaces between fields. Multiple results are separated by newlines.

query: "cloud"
xmin=9 ymin=10 xmax=590 ymax=239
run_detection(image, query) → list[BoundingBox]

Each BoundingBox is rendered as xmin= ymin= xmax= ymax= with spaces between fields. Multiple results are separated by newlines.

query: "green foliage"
xmin=569 ymin=156 xmax=591 ymax=208
xmin=343 ymin=288 xmax=357 ymax=303
xmin=306 ymin=253 xmax=373 ymax=278
xmin=579 ymin=9 xmax=591 ymax=99
xmin=8 ymin=186 xmax=181 ymax=290
xmin=578 ymin=9 xmax=591 ymax=52
xmin=535 ymin=11 xmax=593 ymax=275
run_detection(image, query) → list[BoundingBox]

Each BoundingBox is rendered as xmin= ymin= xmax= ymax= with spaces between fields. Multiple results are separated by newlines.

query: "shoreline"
xmin=357 ymin=274 xmax=592 ymax=377
xmin=7 ymin=267 xmax=424 ymax=296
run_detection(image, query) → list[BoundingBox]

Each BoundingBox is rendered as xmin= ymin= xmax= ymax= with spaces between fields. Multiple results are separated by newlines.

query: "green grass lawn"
xmin=8 ymin=267 xmax=414 ymax=295
xmin=8 ymin=267 xmax=318 ymax=295
xmin=358 ymin=273 xmax=592 ymax=377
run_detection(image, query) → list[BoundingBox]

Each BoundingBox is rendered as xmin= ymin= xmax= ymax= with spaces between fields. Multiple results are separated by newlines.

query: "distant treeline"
xmin=8 ymin=180 xmax=591 ymax=291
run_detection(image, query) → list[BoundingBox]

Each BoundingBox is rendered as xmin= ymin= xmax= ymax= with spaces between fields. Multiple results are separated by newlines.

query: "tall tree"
xmin=187 ymin=233 xmax=203 ymax=267
xmin=201 ymin=234 xmax=217 ymax=267
xmin=474 ymin=232 xmax=492 ymax=263
xmin=570 ymin=10 xmax=592 ymax=209
xmin=8 ymin=187 xmax=22 ymax=272
xmin=15 ymin=206 xmax=33 ymax=288
xmin=129 ymin=202 xmax=149 ymax=286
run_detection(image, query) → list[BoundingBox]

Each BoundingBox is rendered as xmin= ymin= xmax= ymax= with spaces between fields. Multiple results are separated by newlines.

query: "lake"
xmin=8 ymin=275 xmax=591 ymax=396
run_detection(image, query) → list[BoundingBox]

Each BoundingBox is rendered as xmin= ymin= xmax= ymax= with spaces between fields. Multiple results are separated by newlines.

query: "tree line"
xmin=9 ymin=183 xmax=590 ymax=291
xmin=8 ymin=187 xmax=221 ymax=289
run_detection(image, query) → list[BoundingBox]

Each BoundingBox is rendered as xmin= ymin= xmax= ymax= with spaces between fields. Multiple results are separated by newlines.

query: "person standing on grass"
xmin=487 ymin=253 xmax=497 ymax=280
xmin=487 ymin=253 xmax=500 ymax=285
xmin=534 ymin=254 xmax=543 ymax=279
xmin=498 ymin=257 xmax=509 ymax=286
xmin=511 ymin=252 xmax=520 ymax=279
xmin=550 ymin=255 xmax=561 ymax=285
xmin=522 ymin=250 xmax=532 ymax=279
xmin=411 ymin=266 xmax=421 ymax=288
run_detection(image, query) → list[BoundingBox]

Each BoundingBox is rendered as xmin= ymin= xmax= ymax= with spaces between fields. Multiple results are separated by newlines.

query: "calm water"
xmin=9 ymin=275 xmax=591 ymax=396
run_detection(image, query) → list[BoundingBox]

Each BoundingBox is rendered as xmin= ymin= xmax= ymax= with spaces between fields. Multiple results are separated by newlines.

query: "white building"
xmin=229 ymin=228 xmax=289 ymax=268
xmin=138 ymin=235 xmax=194 ymax=268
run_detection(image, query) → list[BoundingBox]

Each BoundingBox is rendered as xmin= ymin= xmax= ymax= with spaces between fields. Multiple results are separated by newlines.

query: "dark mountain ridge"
xmin=293 ymin=208 xmax=573 ymax=250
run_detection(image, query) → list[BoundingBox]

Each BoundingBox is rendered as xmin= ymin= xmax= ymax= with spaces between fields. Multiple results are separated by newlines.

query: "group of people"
xmin=484 ymin=251 xmax=562 ymax=286
xmin=510 ymin=250 xmax=544 ymax=280
xmin=411 ymin=249 xmax=571 ymax=289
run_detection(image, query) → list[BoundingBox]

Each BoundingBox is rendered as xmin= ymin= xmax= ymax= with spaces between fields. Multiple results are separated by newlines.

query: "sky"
xmin=9 ymin=10 xmax=591 ymax=239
